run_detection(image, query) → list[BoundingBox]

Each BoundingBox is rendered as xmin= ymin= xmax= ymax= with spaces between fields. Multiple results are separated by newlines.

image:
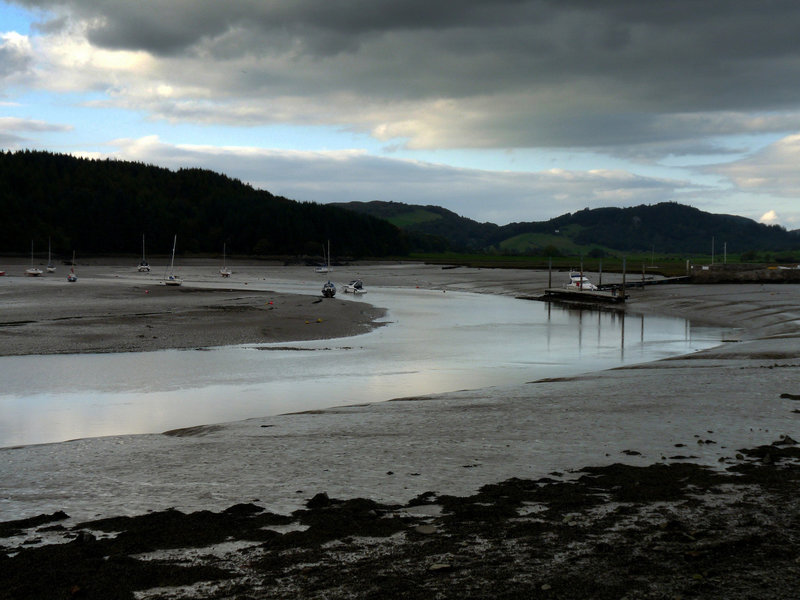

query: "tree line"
xmin=0 ymin=150 xmax=409 ymax=259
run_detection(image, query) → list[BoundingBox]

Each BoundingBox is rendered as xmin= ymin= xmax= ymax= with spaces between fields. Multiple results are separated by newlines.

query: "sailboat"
xmin=314 ymin=240 xmax=332 ymax=273
xmin=163 ymin=235 xmax=182 ymax=286
xmin=67 ymin=251 xmax=77 ymax=282
xmin=25 ymin=240 xmax=43 ymax=276
xmin=219 ymin=243 xmax=232 ymax=277
xmin=138 ymin=235 xmax=151 ymax=272
xmin=46 ymin=238 xmax=56 ymax=273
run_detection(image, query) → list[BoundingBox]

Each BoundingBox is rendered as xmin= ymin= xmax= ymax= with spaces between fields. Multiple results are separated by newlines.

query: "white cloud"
xmin=760 ymin=210 xmax=779 ymax=224
xmin=708 ymin=133 xmax=800 ymax=197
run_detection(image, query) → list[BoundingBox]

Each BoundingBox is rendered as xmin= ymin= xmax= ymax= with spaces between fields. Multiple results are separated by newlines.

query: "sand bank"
xmin=0 ymin=261 xmax=385 ymax=356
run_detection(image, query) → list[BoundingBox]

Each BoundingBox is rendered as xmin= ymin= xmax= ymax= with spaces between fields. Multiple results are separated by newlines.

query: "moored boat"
xmin=343 ymin=279 xmax=366 ymax=294
xmin=219 ymin=243 xmax=232 ymax=277
xmin=566 ymin=271 xmax=598 ymax=291
xmin=67 ymin=251 xmax=77 ymax=282
xmin=25 ymin=241 xmax=43 ymax=277
xmin=322 ymin=280 xmax=336 ymax=298
xmin=315 ymin=240 xmax=332 ymax=273
xmin=46 ymin=238 xmax=56 ymax=273
xmin=163 ymin=235 xmax=182 ymax=286
xmin=138 ymin=234 xmax=151 ymax=272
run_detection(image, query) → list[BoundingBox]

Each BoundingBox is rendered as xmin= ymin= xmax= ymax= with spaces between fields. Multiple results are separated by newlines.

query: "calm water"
xmin=0 ymin=287 xmax=727 ymax=447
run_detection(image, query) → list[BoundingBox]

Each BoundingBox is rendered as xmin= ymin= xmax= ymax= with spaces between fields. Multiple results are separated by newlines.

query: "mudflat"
xmin=0 ymin=260 xmax=385 ymax=356
xmin=2 ymin=261 xmax=800 ymax=599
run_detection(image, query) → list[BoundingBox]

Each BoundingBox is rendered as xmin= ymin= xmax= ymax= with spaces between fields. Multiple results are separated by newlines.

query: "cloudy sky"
xmin=2 ymin=0 xmax=800 ymax=228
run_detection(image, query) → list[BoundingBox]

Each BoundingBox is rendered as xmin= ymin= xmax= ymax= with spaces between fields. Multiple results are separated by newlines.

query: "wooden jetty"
xmin=542 ymin=287 xmax=627 ymax=304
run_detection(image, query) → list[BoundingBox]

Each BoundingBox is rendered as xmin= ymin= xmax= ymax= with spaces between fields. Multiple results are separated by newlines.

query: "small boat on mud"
xmin=343 ymin=279 xmax=366 ymax=294
xmin=322 ymin=280 xmax=336 ymax=298
xmin=67 ymin=251 xmax=77 ymax=282
xmin=46 ymin=238 xmax=56 ymax=273
xmin=315 ymin=240 xmax=332 ymax=273
xmin=219 ymin=243 xmax=232 ymax=277
xmin=138 ymin=235 xmax=151 ymax=272
xmin=566 ymin=271 xmax=598 ymax=291
xmin=163 ymin=235 xmax=182 ymax=286
xmin=25 ymin=241 xmax=42 ymax=277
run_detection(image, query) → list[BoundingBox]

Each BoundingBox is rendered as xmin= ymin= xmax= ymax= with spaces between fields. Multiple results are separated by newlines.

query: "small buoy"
xmin=305 ymin=320 xmax=310 ymax=324
xmin=269 ymin=301 xmax=273 ymax=305
xmin=145 ymin=290 xmax=149 ymax=294
xmin=317 ymin=318 xmax=323 ymax=323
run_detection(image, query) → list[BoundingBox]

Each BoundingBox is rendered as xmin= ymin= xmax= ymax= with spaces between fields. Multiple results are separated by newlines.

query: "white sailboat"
xmin=46 ymin=238 xmax=56 ymax=273
xmin=138 ymin=234 xmax=151 ymax=272
xmin=163 ymin=235 xmax=182 ymax=286
xmin=219 ymin=243 xmax=232 ymax=277
xmin=67 ymin=251 xmax=77 ymax=282
xmin=25 ymin=240 xmax=43 ymax=277
xmin=315 ymin=240 xmax=332 ymax=273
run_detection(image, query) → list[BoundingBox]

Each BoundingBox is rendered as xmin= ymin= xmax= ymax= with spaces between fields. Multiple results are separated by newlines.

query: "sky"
xmin=2 ymin=0 xmax=800 ymax=229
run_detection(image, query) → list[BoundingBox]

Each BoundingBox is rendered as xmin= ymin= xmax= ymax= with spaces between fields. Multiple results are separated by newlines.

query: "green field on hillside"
xmin=387 ymin=209 xmax=442 ymax=227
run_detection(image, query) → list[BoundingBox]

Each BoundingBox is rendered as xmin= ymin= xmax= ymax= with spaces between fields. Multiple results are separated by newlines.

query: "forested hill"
xmin=336 ymin=200 xmax=800 ymax=255
xmin=0 ymin=150 xmax=408 ymax=258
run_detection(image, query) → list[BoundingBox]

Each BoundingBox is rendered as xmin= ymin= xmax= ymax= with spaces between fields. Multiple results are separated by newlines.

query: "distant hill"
xmin=334 ymin=200 xmax=800 ymax=255
xmin=0 ymin=151 xmax=408 ymax=258
xmin=332 ymin=201 xmax=499 ymax=252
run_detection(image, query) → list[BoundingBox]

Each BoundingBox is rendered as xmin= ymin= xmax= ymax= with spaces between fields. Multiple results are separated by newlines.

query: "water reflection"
xmin=0 ymin=289 xmax=727 ymax=447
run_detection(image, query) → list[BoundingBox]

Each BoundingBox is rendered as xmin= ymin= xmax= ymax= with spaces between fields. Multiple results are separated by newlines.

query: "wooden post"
xmin=598 ymin=260 xmax=603 ymax=287
xmin=548 ymin=257 xmax=552 ymax=288
xmin=622 ymin=256 xmax=626 ymax=297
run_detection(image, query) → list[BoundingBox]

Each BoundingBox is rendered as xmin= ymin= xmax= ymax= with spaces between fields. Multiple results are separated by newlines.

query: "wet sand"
xmin=2 ymin=261 xmax=800 ymax=599
xmin=0 ymin=260 xmax=385 ymax=356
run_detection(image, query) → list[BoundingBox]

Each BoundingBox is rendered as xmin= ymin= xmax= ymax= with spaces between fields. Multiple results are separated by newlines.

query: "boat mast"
xmin=170 ymin=235 xmax=177 ymax=273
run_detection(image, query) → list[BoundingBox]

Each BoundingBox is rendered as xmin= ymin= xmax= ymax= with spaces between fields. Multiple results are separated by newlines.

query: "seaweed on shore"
xmin=3 ymin=442 xmax=800 ymax=599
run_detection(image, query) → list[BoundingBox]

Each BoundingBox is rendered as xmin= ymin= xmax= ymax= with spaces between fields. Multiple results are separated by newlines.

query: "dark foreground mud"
xmin=3 ymin=438 xmax=800 ymax=600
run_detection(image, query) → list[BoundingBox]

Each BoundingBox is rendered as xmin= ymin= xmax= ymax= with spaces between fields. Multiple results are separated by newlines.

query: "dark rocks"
xmin=306 ymin=492 xmax=332 ymax=509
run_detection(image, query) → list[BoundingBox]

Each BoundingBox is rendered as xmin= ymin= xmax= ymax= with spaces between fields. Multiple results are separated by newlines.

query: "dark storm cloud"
xmin=12 ymin=0 xmax=800 ymax=150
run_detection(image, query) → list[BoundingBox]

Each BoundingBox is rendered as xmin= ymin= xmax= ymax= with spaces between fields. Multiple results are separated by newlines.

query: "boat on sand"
xmin=343 ymin=279 xmax=366 ymax=294
xmin=322 ymin=280 xmax=336 ymax=298
xmin=163 ymin=235 xmax=182 ymax=286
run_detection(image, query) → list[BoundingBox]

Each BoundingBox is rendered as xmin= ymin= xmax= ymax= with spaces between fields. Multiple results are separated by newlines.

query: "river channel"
xmin=0 ymin=285 xmax=727 ymax=447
